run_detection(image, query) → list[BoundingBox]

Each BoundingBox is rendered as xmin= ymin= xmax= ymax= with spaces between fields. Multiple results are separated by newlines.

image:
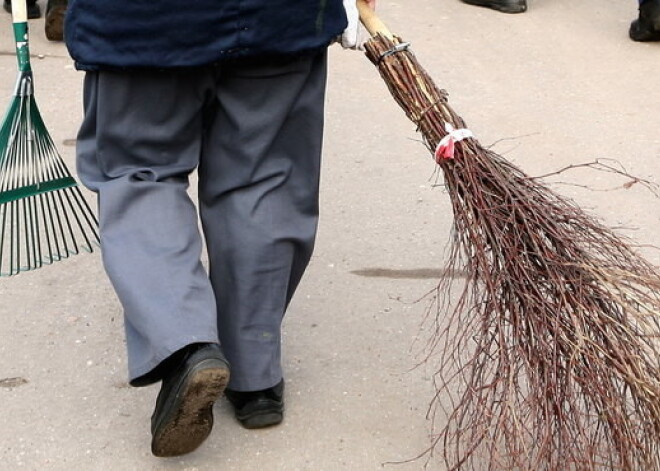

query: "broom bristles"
xmin=0 ymin=74 xmax=99 ymax=276
xmin=364 ymin=35 xmax=660 ymax=471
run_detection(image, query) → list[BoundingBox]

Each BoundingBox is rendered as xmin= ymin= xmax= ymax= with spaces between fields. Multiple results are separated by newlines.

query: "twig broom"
xmin=357 ymin=3 xmax=660 ymax=470
xmin=0 ymin=0 xmax=99 ymax=276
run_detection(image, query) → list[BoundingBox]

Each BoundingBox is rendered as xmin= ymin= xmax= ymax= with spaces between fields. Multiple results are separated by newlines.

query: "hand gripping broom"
xmin=0 ymin=0 xmax=99 ymax=276
xmin=357 ymin=2 xmax=660 ymax=470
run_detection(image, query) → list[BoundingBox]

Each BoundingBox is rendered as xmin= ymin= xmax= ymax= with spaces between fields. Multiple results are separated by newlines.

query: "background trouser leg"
xmin=199 ymin=52 xmax=328 ymax=391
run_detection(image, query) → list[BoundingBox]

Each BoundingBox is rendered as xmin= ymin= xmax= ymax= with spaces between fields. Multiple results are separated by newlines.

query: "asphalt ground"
xmin=0 ymin=1 xmax=658 ymax=470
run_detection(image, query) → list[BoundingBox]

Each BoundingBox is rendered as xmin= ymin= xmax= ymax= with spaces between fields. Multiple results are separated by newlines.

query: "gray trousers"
xmin=76 ymin=51 xmax=327 ymax=391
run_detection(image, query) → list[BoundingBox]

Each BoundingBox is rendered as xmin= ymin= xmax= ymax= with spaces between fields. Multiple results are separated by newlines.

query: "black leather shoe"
xmin=461 ymin=0 xmax=527 ymax=13
xmin=45 ymin=0 xmax=66 ymax=41
xmin=225 ymin=379 xmax=284 ymax=429
xmin=3 ymin=0 xmax=41 ymax=18
xmin=151 ymin=343 xmax=230 ymax=457
xmin=630 ymin=0 xmax=660 ymax=42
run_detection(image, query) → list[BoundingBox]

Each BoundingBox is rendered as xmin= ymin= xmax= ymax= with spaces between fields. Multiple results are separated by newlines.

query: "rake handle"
xmin=10 ymin=0 xmax=31 ymax=72
xmin=10 ymin=0 xmax=27 ymax=22
xmin=357 ymin=0 xmax=394 ymax=39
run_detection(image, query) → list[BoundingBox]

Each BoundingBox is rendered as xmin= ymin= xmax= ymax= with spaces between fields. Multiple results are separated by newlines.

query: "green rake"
xmin=0 ymin=0 xmax=99 ymax=276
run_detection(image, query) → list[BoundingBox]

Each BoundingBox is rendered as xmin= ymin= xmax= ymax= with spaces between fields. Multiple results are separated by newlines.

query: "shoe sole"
xmin=45 ymin=5 xmax=66 ymax=41
xmin=151 ymin=359 xmax=229 ymax=457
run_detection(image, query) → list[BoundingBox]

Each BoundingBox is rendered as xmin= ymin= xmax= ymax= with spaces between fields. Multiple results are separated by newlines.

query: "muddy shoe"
xmin=45 ymin=0 xmax=67 ymax=41
xmin=461 ymin=0 xmax=527 ymax=13
xmin=4 ymin=0 xmax=41 ymax=18
xmin=150 ymin=343 xmax=230 ymax=458
xmin=630 ymin=0 xmax=660 ymax=42
xmin=225 ymin=379 xmax=284 ymax=429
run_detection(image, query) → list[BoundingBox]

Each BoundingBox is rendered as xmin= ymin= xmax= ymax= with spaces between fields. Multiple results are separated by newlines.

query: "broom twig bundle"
xmin=358 ymin=4 xmax=660 ymax=470
xmin=0 ymin=0 xmax=99 ymax=276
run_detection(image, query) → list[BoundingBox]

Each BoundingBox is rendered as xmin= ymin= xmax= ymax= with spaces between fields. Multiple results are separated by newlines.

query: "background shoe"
xmin=461 ymin=0 xmax=527 ymax=13
xmin=630 ymin=0 xmax=660 ymax=41
xmin=150 ymin=343 xmax=230 ymax=457
xmin=225 ymin=379 xmax=284 ymax=429
xmin=3 ymin=0 xmax=41 ymax=18
xmin=45 ymin=0 xmax=66 ymax=41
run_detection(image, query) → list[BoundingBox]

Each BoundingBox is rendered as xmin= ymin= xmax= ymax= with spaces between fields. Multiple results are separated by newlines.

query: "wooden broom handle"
xmin=357 ymin=0 xmax=394 ymax=39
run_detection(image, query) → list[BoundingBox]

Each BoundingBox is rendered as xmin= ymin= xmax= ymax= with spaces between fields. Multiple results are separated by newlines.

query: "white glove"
xmin=340 ymin=0 xmax=362 ymax=49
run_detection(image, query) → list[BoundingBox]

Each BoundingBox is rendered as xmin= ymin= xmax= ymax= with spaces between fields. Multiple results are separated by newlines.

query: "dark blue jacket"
xmin=65 ymin=0 xmax=348 ymax=70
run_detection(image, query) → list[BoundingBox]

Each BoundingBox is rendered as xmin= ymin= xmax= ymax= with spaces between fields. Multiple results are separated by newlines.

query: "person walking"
xmin=3 ymin=0 xmax=68 ymax=41
xmin=459 ymin=0 xmax=660 ymax=42
xmin=64 ymin=0 xmax=375 ymax=458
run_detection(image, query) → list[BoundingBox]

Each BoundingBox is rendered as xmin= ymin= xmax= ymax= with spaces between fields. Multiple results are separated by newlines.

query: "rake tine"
xmin=0 ymin=3 xmax=100 ymax=276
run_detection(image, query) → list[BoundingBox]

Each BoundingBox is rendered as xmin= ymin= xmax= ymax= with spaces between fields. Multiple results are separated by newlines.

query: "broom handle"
xmin=357 ymin=0 xmax=394 ymax=39
xmin=10 ymin=0 xmax=31 ymax=73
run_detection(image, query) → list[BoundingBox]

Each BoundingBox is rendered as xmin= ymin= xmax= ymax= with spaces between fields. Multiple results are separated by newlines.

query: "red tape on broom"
xmin=435 ymin=123 xmax=473 ymax=162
